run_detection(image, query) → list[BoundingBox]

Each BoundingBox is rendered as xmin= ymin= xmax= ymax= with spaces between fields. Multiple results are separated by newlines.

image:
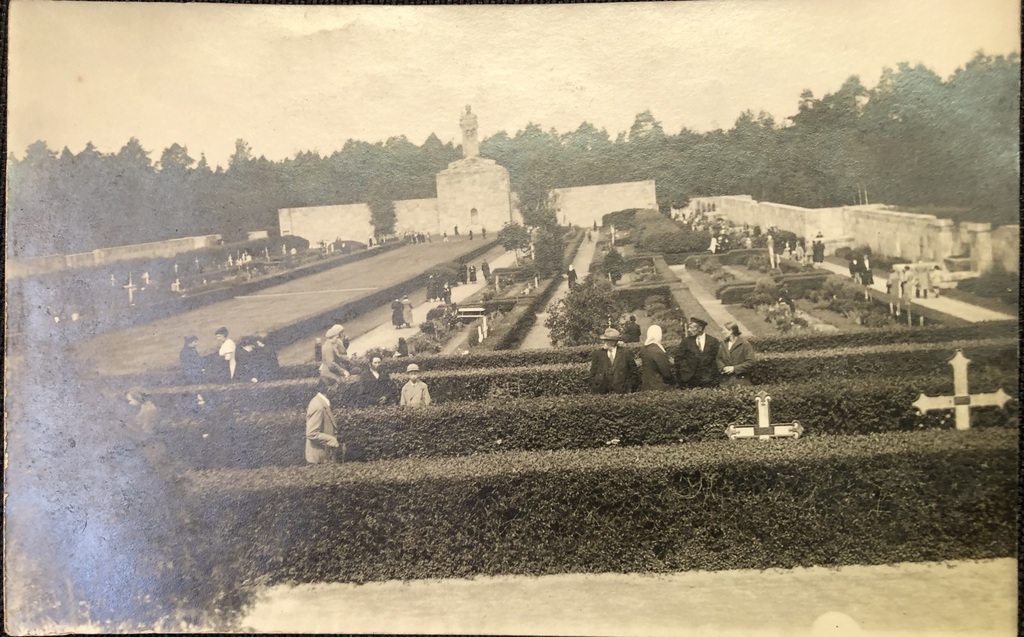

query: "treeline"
xmin=7 ymin=52 xmax=1018 ymax=258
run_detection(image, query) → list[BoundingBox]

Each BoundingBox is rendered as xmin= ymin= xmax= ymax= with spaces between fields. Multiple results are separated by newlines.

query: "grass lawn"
xmin=67 ymin=238 xmax=493 ymax=376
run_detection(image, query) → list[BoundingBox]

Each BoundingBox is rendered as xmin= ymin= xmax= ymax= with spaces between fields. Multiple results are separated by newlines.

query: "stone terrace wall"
xmin=6 ymin=234 xmax=222 ymax=279
xmin=991 ymin=225 xmax=1019 ymax=274
xmin=278 ymin=204 xmax=374 ymax=246
xmin=693 ymin=195 xmax=1015 ymax=274
xmin=552 ymin=180 xmax=658 ymax=228
xmin=394 ymin=198 xmax=440 ymax=235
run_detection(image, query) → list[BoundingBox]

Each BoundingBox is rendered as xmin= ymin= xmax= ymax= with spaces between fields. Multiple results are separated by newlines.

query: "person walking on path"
xmin=443 ymin=283 xmax=452 ymax=305
xmin=320 ymin=325 xmax=353 ymax=382
xmin=673 ymin=317 xmax=720 ymax=389
xmin=567 ymin=265 xmax=578 ymax=290
xmin=214 ymin=326 xmax=237 ymax=381
xmin=588 ymin=328 xmax=637 ymax=394
xmin=481 ymin=260 xmax=491 ymax=282
xmin=400 ymin=364 xmax=431 ymax=408
xmin=811 ymin=234 xmax=826 ymax=267
xmin=401 ymin=296 xmax=414 ymax=328
xmin=639 ymin=325 xmax=674 ymax=391
xmin=469 ymin=265 xmax=478 ymax=283
xmin=391 ymin=299 xmax=405 ymax=329
xmin=717 ymin=322 xmax=756 ymax=388
xmin=305 ymin=378 xmax=341 ymax=464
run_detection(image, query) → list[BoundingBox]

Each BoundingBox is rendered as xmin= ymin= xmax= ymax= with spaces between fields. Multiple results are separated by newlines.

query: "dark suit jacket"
xmin=359 ymin=369 xmax=396 ymax=407
xmin=674 ymin=334 xmax=721 ymax=387
xmin=589 ymin=347 xmax=637 ymax=394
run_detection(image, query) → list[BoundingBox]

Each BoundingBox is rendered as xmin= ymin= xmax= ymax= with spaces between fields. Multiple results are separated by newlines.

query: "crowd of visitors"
xmin=178 ymin=326 xmax=283 ymax=386
xmin=588 ymin=317 xmax=757 ymax=394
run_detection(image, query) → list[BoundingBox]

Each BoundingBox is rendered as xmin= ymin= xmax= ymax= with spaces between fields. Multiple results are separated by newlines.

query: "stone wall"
xmin=552 ymin=180 xmax=658 ymax=228
xmin=991 ymin=225 xmax=1019 ymax=273
xmin=6 ymin=234 xmax=222 ymax=279
xmin=278 ymin=204 xmax=374 ymax=246
xmin=394 ymin=198 xmax=440 ymax=235
xmin=436 ymin=157 xmax=513 ymax=235
xmin=692 ymin=195 xmax=1016 ymax=274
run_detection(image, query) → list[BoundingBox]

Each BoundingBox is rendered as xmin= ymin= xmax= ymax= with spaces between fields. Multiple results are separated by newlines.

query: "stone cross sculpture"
xmin=725 ymin=390 xmax=804 ymax=440
xmin=123 ymin=272 xmax=138 ymax=306
xmin=460 ymin=105 xmax=479 ymax=159
xmin=912 ymin=349 xmax=1011 ymax=430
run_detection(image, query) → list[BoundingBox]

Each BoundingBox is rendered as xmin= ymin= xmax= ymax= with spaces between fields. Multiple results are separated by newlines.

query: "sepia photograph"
xmin=4 ymin=0 xmax=1020 ymax=634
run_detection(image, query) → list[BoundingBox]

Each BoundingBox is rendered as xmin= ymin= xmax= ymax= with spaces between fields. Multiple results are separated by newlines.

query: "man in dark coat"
xmin=588 ymin=328 xmax=638 ymax=394
xmin=673 ymin=317 xmax=721 ymax=388
xmin=622 ymin=315 xmax=642 ymax=343
xmin=481 ymin=260 xmax=491 ymax=282
xmin=358 ymin=355 xmax=397 ymax=407
xmin=391 ymin=299 xmax=405 ymax=329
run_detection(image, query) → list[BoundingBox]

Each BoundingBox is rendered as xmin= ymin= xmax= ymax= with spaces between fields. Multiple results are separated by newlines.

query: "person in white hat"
xmin=588 ymin=327 xmax=637 ymax=394
xmin=399 ymin=363 xmax=431 ymax=408
xmin=319 ymin=324 xmax=352 ymax=382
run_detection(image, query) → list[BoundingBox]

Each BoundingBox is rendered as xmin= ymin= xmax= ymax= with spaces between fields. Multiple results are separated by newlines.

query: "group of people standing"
xmin=589 ymin=317 xmax=756 ymax=394
xmin=179 ymin=326 xmax=280 ymax=385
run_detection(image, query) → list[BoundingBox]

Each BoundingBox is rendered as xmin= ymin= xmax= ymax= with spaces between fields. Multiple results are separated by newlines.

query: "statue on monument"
xmin=460 ymin=105 xmax=479 ymax=159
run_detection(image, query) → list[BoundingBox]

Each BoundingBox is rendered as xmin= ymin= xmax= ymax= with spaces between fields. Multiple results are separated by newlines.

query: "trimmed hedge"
xmin=716 ymin=272 xmax=831 ymax=304
xmin=148 ymin=338 xmax=1018 ymax=412
xmin=160 ymin=371 xmax=1018 ymax=469
xmin=181 ymin=428 xmax=1017 ymax=585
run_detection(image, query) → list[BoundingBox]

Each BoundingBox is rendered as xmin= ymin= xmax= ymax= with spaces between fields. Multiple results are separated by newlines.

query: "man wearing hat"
xmin=306 ymin=378 xmax=342 ymax=464
xmin=319 ymin=324 xmax=353 ymax=382
xmin=399 ymin=363 xmax=431 ymax=408
xmin=673 ymin=317 xmax=721 ymax=388
xmin=588 ymin=328 xmax=638 ymax=394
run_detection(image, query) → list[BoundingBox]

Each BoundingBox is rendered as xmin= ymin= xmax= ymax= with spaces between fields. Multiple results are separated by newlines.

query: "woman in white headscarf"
xmin=640 ymin=324 xmax=675 ymax=391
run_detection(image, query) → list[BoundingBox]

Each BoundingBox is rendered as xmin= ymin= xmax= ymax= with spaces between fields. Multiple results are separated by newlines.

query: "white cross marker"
xmin=726 ymin=390 xmax=804 ymax=440
xmin=123 ymin=272 xmax=138 ymax=306
xmin=912 ymin=350 xmax=1012 ymax=430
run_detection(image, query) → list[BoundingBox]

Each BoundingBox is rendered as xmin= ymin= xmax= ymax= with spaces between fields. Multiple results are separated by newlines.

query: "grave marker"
xmin=725 ymin=390 xmax=804 ymax=440
xmin=912 ymin=349 xmax=1011 ymax=430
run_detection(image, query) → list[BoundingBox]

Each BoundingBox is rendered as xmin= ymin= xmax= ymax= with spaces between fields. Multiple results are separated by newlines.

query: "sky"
xmin=7 ymin=0 xmax=1020 ymax=168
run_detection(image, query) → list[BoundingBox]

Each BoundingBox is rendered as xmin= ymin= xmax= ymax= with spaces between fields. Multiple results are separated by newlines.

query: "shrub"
xmin=957 ymin=269 xmax=1019 ymax=306
xmin=545 ymin=277 xmax=625 ymax=346
xmin=181 ymin=429 xmax=1016 ymax=588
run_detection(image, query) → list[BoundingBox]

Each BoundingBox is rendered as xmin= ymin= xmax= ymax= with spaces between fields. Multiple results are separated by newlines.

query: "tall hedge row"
xmin=181 ymin=428 xmax=1017 ymax=586
xmin=147 ymin=339 xmax=1018 ymax=412
xmin=162 ymin=374 xmax=1017 ymax=469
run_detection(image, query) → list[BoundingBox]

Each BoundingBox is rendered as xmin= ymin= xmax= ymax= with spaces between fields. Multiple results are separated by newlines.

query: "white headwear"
xmin=644 ymin=325 xmax=665 ymax=352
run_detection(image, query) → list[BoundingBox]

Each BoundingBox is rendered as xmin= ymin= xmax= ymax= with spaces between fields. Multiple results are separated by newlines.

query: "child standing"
xmin=400 ymin=364 xmax=431 ymax=409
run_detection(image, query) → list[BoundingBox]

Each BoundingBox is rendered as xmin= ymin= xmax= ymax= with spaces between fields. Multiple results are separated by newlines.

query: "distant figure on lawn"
xmin=400 ymin=363 xmax=431 ymax=408
xmin=359 ymin=356 xmax=397 ymax=407
xmin=588 ymin=328 xmax=637 ymax=394
xmin=674 ymin=317 xmax=720 ymax=388
xmin=640 ymin=325 xmax=674 ymax=391
xmin=306 ymin=379 xmax=342 ymax=464
xmin=622 ymin=315 xmax=642 ymax=343
xmin=214 ymin=326 xmax=237 ymax=381
xmin=567 ymin=265 xmax=578 ymax=289
xmin=179 ymin=335 xmax=204 ymax=384
xmin=320 ymin=324 xmax=353 ymax=382
xmin=392 ymin=298 xmax=406 ymax=329
xmin=717 ymin=322 xmax=756 ymax=388
xmin=401 ymin=296 xmax=414 ymax=328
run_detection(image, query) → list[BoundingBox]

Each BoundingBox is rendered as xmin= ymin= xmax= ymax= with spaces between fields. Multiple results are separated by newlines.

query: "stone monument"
xmin=436 ymin=105 xmax=514 ymax=233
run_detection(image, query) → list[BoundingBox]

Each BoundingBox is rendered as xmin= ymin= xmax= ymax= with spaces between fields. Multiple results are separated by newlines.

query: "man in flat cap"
xmin=588 ymin=328 xmax=638 ymax=394
xmin=319 ymin=324 xmax=354 ymax=383
xmin=674 ymin=317 xmax=721 ymax=388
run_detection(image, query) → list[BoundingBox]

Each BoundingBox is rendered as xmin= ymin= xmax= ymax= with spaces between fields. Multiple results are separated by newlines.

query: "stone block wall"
xmin=436 ymin=158 xmax=513 ymax=235
xmin=278 ymin=204 xmax=373 ymax=246
xmin=691 ymin=195 xmax=1014 ymax=275
xmin=551 ymin=180 xmax=658 ymax=228
xmin=394 ymin=198 xmax=440 ymax=235
xmin=7 ymin=234 xmax=222 ymax=279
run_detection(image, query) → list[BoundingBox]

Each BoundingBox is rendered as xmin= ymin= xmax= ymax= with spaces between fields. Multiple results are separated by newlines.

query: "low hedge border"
xmin=356 ymin=321 xmax=1024 ymax=376
xmin=181 ymin=428 xmax=1017 ymax=586
xmin=147 ymin=339 xmax=1018 ymax=413
xmin=494 ymin=230 xmax=586 ymax=350
xmin=160 ymin=373 xmax=1018 ymax=469
xmin=662 ymin=248 xmax=766 ymax=267
xmin=716 ymin=272 xmax=832 ymax=303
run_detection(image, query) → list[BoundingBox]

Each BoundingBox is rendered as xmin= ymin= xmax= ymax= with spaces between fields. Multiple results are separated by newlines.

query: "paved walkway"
xmin=668 ymin=265 xmax=750 ymax=335
xmin=817 ymin=262 xmax=1015 ymax=323
xmin=340 ymin=248 xmax=520 ymax=359
xmin=519 ymin=233 xmax=602 ymax=349
xmin=240 ymin=558 xmax=1016 ymax=636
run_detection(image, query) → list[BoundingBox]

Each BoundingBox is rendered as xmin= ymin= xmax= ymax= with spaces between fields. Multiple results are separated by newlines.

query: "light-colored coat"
xmin=305 ymin=393 xmax=339 ymax=464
